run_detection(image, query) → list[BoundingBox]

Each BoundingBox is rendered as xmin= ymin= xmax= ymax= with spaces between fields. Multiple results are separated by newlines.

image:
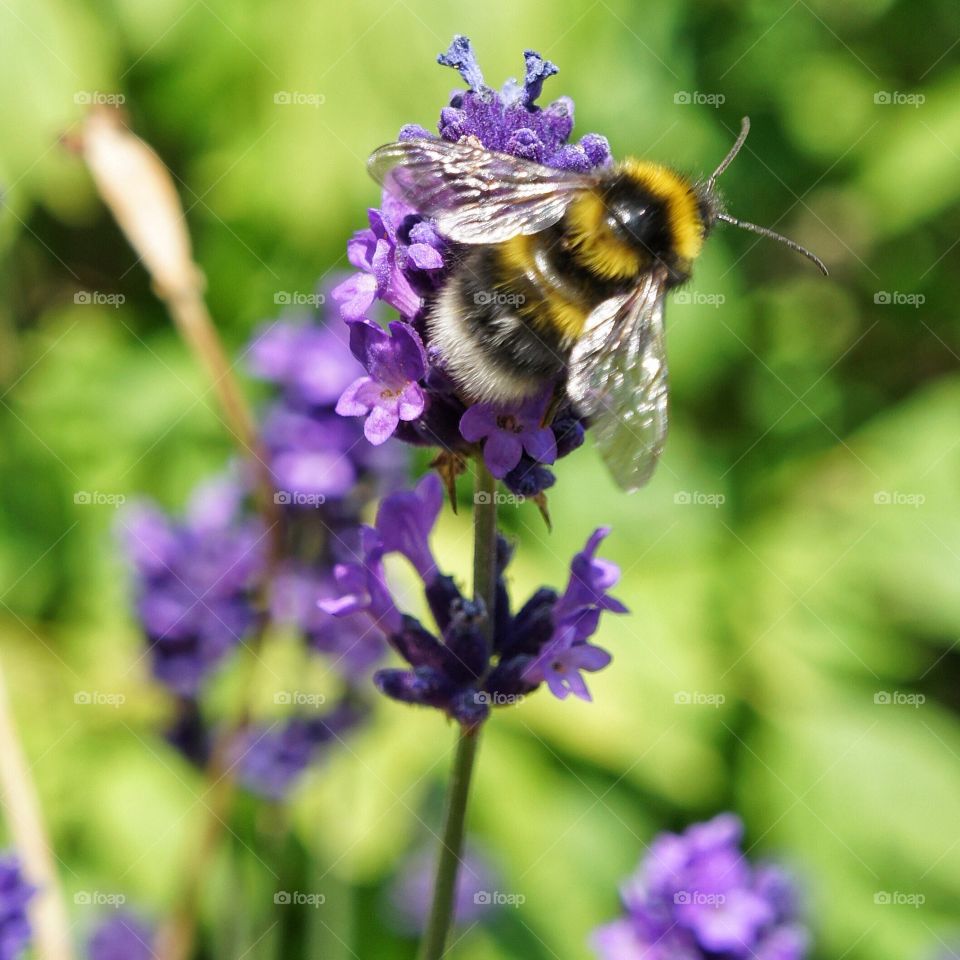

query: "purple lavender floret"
xmin=591 ymin=815 xmax=809 ymax=960
xmin=87 ymin=912 xmax=154 ymax=960
xmin=336 ymin=319 xmax=428 ymax=446
xmin=460 ymin=393 xmax=557 ymax=480
xmin=120 ymin=482 xmax=265 ymax=697
xmin=236 ymin=700 xmax=367 ymax=799
xmin=321 ymin=477 xmax=625 ymax=721
xmin=0 ymin=855 xmax=34 ymax=960
xmin=330 ymin=36 xmax=603 ymax=493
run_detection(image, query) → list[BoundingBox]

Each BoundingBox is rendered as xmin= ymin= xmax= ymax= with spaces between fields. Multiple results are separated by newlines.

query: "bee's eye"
xmin=606 ymin=199 xmax=668 ymax=257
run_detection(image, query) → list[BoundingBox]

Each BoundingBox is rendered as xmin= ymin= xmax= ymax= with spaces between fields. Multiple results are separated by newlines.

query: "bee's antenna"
xmin=707 ymin=116 xmax=751 ymax=189
xmin=715 ymin=211 xmax=829 ymax=275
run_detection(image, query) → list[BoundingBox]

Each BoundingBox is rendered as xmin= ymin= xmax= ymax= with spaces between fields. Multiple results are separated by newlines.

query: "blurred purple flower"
xmin=460 ymin=394 xmax=557 ymax=479
xmin=236 ymin=701 xmax=367 ymax=800
xmin=0 ymin=870 xmax=32 ymax=960
xmin=120 ymin=486 xmax=265 ymax=697
xmin=87 ymin=912 xmax=154 ymax=960
xmin=389 ymin=844 xmax=498 ymax=934
xmin=591 ymin=814 xmax=809 ymax=960
xmin=336 ymin=320 xmax=428 ymax=445
xmin=0 ymin=855 xmax=33 ymax=960
xmin=248 ymin=315 xmax=360 ymax=407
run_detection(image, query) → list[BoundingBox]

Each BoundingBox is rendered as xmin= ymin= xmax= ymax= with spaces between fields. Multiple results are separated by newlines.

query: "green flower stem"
xmin=417 ymin=461 xmax=498 ymax=960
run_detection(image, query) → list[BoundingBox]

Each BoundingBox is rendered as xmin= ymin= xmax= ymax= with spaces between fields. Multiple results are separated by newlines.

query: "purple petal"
xmin=459 ymin=404 xmax=497 ymax=443
xmin=396 ymin=381 xmax=426 ymax=422
xmin=570 ymin=643 xmax=612 ymax=672
xmin=364 ymin=404 xmax=401 ymax=445
xmin=347 ymin=318 xmax=388 ymax=368
xmin=482 ymin=431 xmax=523 ymax=478
xmin=388 ymin=321 xmax=428 ymax=382
xmin=331 ymin=272 xmax=377 ymax=321
xmin=346 ymin=230 xmax=376 ymax=270
xmin=522 ymin=426 xmax=557 ymax=465
xmin=407 ymin=242 xmax=444 ymax=270
xmin=335 ymin=376 xmax=379 ymax=417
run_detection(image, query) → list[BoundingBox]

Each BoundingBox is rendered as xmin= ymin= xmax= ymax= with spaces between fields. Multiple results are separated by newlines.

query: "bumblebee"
xmin=369 ymin=117 xmax=827 ymax=491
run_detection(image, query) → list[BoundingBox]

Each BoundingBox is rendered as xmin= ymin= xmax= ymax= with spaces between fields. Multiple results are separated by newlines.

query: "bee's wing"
xmin=566 ymin=271 xmax=670 ymax=492
xmin=368 ymin=138 xmax=594 ymax=244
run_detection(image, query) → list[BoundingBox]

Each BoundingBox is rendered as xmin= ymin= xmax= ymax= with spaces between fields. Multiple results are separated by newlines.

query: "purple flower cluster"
xmin=123 ymin=291 xmax=409 ymax=798
xmin=120 ymin=475 xmax=265 ymax=697
xmin=87 ymin=913 xmax=154 ymax=960
xmin=235 ymin=699 xmax=367 ymax=800
xmin=0 ymin=855 xmax=34 ymax=960
xmin=331 ymin=36 xmax=603 ymax=497
xmin=320 ymin=474 xmax=626 ymax=723
xmin=591 ymin=814 xmax=809 ymax=960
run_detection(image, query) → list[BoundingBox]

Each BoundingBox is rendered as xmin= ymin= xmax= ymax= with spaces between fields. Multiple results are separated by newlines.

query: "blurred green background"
xmin=1 ymin=0 xmax=959 ymax=957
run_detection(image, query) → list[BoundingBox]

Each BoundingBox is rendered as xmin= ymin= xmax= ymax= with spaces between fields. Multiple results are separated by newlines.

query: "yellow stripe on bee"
xmin=565 ymin=192 xmax=644 ymax=280
xmin=618 ymin=159 xmax=704 ymax=262
xmin=495 ymin=236 xmax=588 ymax=341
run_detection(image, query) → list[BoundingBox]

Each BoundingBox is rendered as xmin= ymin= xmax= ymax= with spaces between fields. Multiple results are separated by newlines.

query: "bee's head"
xmin=598 ymin=161 xmax=708 ymax=284
xmin=695 ymin=117 xmax=829 ymax=275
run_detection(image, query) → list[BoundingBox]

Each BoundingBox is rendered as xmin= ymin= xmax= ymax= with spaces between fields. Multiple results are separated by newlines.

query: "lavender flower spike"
xmin=336 ymin=319 xmax=428 ymax=445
